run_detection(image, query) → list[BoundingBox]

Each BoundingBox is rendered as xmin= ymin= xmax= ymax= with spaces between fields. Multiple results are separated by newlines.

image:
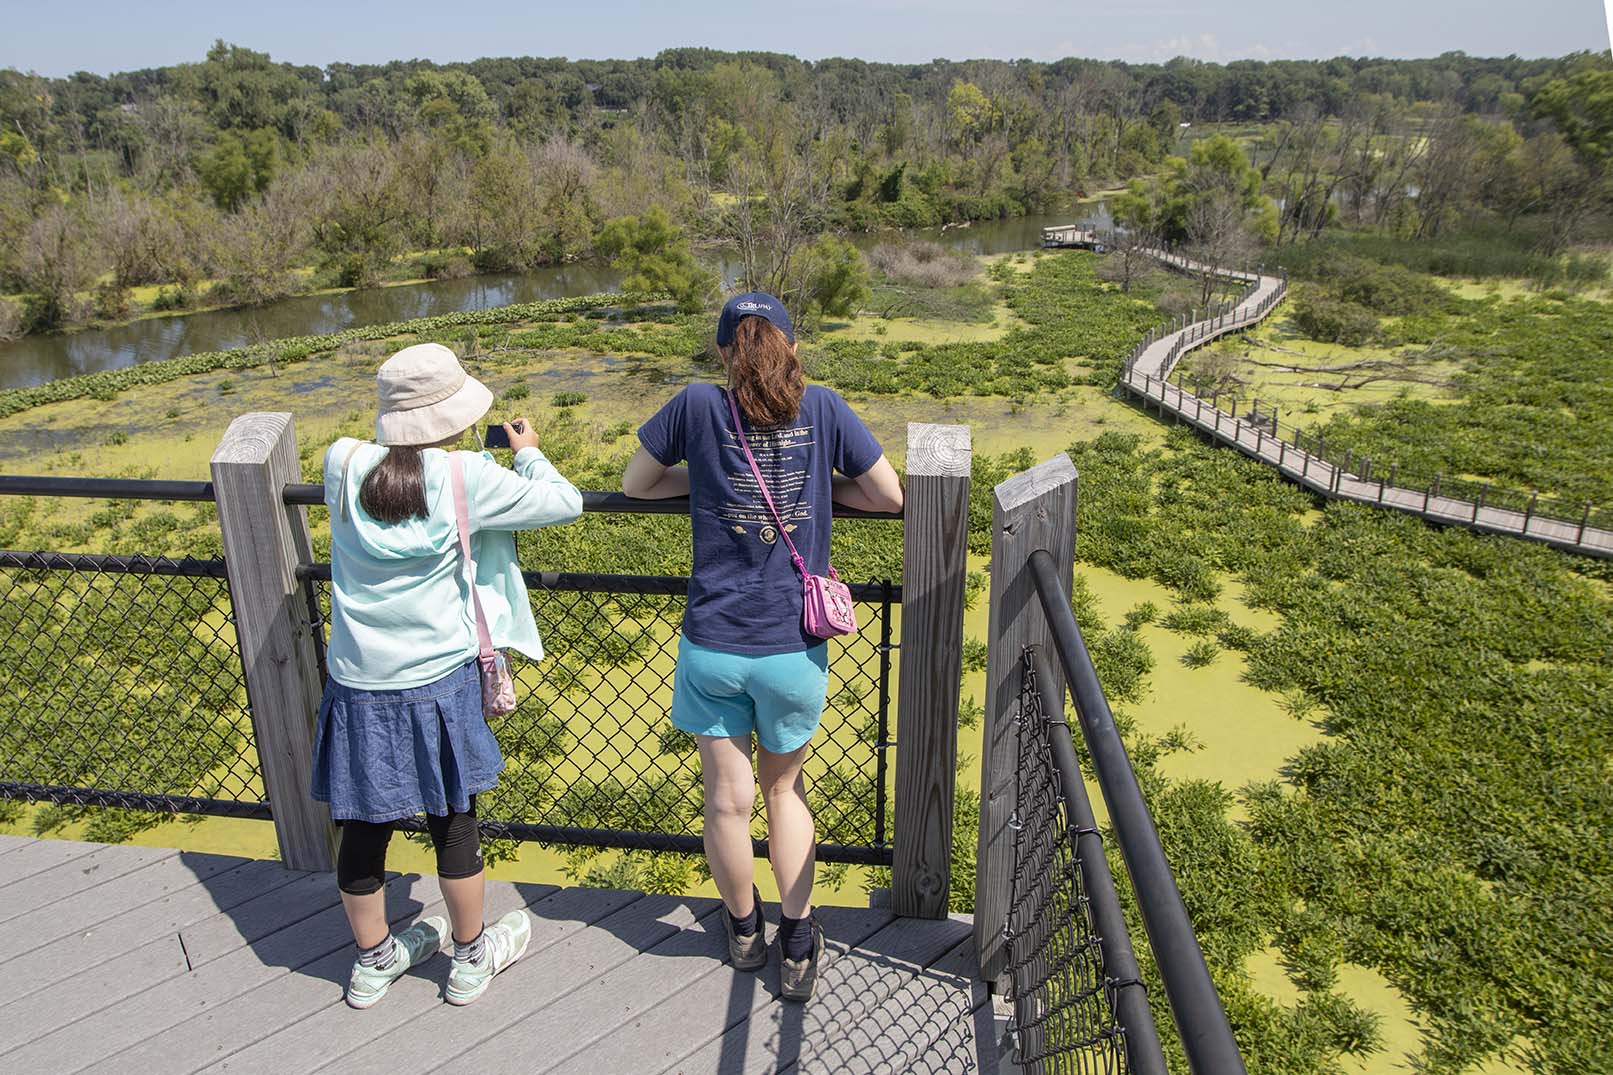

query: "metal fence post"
xmin=893 ymin=423 xmax=972 ymax=919
xmin=976 ymin=454 xmax=1078 ymax=980
xmin=211 ymin=412 xmax=336 ymax=872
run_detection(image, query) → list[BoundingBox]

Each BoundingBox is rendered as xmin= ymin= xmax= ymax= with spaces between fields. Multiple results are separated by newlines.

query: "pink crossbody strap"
xmin=726 ymin=389 xmax=831 ymax=582
xmin=447 ymin=455 xmax=498 ymax=662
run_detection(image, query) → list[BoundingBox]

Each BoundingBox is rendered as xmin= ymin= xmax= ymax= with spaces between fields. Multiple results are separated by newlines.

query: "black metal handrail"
xmin=0 ymin=474 xmax=904 ymax=521
xmin=1029 ymin=548 xmax=1247 ymax=1075
xmin=1021 ymin=644 xmax=1166 ymax=1074
xmin=284 ymin=483 xmax=904 ymax=520
xmin=296 ymin=561 xmax=900 ymax=603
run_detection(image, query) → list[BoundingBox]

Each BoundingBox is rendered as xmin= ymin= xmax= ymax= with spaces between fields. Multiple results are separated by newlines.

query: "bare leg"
xmin=697 ymin=734 xmax=759 ymax=918
xmin=440 ymin=873 xmax=486 ymax=944
xmin=340 ymin=891 xmax=390 ymax=950
xmin=757 ymin=743 xmax=815 ymax=920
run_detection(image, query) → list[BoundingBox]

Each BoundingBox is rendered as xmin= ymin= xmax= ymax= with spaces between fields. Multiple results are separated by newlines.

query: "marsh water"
xmin=0 ymin=208 xmax=1111 ymax=390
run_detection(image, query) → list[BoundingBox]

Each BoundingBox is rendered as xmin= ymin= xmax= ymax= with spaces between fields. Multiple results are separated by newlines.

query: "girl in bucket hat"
xmin=313 ymin=342 xmax=582 ymax=1009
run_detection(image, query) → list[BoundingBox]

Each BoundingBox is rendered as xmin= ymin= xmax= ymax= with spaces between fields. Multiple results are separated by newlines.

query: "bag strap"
xmin=726 ymin=388 xmax=817 ymax=580
xmin=337 ymin=440 xmax=364 ymax=523
xmin=447 ymin=454 xmax=498 ymax=662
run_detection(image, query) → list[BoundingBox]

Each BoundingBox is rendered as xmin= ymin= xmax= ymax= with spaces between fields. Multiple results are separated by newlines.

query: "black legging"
xmin=336 ymin=796 xmax=482 ymax=895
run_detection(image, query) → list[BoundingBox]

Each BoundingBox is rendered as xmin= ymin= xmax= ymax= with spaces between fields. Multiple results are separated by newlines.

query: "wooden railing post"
xmin=893 ymin=423 xmax=972 ymax=919
xmin=975 ymin=454 xmax=1078 ymax=980
xmin=212 ymin=412 xmax=336 ymax=872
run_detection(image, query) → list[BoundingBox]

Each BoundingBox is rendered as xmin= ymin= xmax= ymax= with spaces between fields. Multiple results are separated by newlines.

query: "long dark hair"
xmin=726 ymin=315 xmax=804 ymax=428
xmin=359 ymin=446 xmax=429 ymax=524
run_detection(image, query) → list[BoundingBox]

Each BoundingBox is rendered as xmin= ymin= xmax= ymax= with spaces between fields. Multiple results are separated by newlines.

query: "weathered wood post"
xmin=1523 ymin=492 xmax=1537 ymax=535
xmin=893 ymin=423 xmax=973 ymax=920
xmin=212 ymin=412 xmax=336 ymax=872
xmin=1577 ymin=502 xmax=1593 ymax=545
xmin=1474 ymin=483 xmax=1489 ymax=523
xmin=975 ymin=454 xmax=1078 ymax=981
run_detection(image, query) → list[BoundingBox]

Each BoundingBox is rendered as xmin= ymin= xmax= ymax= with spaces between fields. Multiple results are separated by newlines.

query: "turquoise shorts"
xmin=670 ymin=637 xmax=830 ymax=754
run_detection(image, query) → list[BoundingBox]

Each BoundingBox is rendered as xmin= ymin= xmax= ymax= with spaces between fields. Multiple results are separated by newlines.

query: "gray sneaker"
xmin=779 ymin=918 xmax=825 ymax=1002
xmin=723 ymin=885 xmax=767 ymax=971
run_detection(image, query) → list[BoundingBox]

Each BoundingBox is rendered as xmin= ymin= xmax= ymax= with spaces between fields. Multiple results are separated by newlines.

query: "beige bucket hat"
xmin=374 ymin=343 xmax=494 ymax=446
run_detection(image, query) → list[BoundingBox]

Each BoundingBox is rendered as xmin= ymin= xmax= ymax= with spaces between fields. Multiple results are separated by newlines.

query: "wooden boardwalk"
xmin=1110 ymin=251 xmax=1613 ymax=558
xmin=0 ymin=835 xmax=997 ymax=1074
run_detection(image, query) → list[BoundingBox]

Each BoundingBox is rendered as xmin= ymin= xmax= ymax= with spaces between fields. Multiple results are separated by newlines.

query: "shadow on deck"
xmin=0 ymin=835 xmax=995 ymax=1074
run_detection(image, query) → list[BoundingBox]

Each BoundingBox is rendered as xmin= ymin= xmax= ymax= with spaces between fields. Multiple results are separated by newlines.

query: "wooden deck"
xmin=0 ymin=835 xmax=998 ymax=1074
xmin=1116 ymin=254 xmax=1613 ymax=558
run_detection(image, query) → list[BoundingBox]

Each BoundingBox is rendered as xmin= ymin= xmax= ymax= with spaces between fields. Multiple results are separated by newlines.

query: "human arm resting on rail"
xmin=621 ymin=446 xmax=691 ymax=500
xmin=832 ymin=456 xmax=904 ymax=514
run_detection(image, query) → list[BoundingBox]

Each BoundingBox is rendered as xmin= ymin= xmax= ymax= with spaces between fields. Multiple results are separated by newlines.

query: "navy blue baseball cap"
xmin=716 ymin=291 xmax=795 ymax=347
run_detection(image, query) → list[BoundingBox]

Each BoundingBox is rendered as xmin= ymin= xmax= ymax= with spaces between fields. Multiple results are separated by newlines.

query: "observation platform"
xmin=0 ymin=835 xmax=996 ymax=1074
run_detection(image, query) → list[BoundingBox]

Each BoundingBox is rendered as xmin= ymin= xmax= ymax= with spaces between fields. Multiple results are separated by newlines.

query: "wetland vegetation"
xmin=5 ymin=38 xmax=1613 ymax=1075
xmin=3 ymin=241 xmax=1610 ymax=1073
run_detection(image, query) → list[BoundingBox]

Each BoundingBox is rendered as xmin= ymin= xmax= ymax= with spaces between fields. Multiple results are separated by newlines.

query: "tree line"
xmin=1 ymin=42 xmax=1609 ymax=337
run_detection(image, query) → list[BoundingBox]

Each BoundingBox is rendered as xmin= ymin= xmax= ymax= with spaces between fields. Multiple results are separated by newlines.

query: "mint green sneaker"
xmin=445 ymin=909 xmax=532 ymax=1006
xmin=345 ymin=915 xmax=447 ymax=1010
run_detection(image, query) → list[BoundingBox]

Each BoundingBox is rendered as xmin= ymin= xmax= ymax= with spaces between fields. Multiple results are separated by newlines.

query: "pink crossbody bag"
xmin=726 ymin=390 xmax=858 ymax=639
xmin=447 ymin=455 xmax=517 ymax=718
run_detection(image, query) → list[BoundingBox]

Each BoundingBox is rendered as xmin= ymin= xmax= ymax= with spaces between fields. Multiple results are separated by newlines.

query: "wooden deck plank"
xmin=0 ymin=843 xmax=178 ymax=923
xmin=174 ymin=870 xmax=344 ymax=968
xmin=313 ymin=890 xmax=686 ymax=1075
xmin=444 ymin=899 xmax=726 ymax=1071
xmin=0 ymin=837 xmax=107 ymax=886
xmin=0 ymin=859 xmax=299 ymax=1011
xmin=0 ymin=850 xmax=253 ymax=966
xmin=0 ymin=871 xmax=432 ymax=1073
xmin=791 ymin=937 xmax=995 ymax=1075
xmin=559 ymin=905 xmax=893 ymax=1075
xmin=0 ymin=835 xmax=38 ymax=855
xmin=657 ymin=913 xmax=971 ymax=1075
xmin=97 ymin=877 xmax=472 ymax=1074
xmin=0 ymin=929 xmax=191 ymax=1057
xmin=198 ymin=883 xmax=629 ymax=1075
xmin=903 ymin=999 xmax=1001 ymax=1075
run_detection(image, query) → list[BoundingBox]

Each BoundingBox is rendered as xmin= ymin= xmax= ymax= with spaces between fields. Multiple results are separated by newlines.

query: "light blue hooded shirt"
xmin=322 ymin=438 xmax=583 ymax=690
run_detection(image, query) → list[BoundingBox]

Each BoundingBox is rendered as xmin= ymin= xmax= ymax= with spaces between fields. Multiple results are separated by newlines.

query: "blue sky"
xmin=4 ymin=0 xmax=1609 ymax=77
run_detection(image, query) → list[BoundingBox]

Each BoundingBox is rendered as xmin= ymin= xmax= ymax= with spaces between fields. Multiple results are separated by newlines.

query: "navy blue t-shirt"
xmin=638 ymin=383 xmax=884 ymax=655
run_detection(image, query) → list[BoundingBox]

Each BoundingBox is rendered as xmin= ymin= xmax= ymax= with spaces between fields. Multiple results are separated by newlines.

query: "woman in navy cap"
xmin=623 ymin=291 xmax=903 ymax=1000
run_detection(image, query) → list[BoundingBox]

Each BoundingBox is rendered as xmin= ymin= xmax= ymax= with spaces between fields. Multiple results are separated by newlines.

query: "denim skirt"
xmin=310 ymin=659 xmax=504 ymax=822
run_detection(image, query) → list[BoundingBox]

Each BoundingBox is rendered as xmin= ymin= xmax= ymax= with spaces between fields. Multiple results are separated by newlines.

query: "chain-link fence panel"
xmin=306 ymin=568 xmax=897 ymax=863
xmin=1005 ymin=649 xmax=1127 ymax=1073
xmin=0 ymin=552 xmax=265 ymax=835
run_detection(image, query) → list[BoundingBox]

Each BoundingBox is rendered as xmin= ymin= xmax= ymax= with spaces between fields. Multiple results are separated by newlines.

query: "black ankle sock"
xmin=729 ymin=902 xmax=762 ymax=938
xmin=778 ymin=914 xmax=815 ymax=961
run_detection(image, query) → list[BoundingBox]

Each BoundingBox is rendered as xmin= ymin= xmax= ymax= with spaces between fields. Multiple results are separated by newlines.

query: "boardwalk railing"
xmin=1141 ymin=367 xmax=1613 ymax=555
xmin=1050 ymin=233 xmax=1613 ymax=558
xmin=0 ymin=415 xmax=975 ymax=917
xmin=976 ymin=454 xmax=1246 ymax=1074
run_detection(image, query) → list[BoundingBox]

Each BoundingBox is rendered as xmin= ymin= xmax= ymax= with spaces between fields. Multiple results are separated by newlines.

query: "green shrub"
xmin=551 ymin=391 xmax=587 ymax=408
xmin=1291 ymin=289 xmax=1381 ymax=346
